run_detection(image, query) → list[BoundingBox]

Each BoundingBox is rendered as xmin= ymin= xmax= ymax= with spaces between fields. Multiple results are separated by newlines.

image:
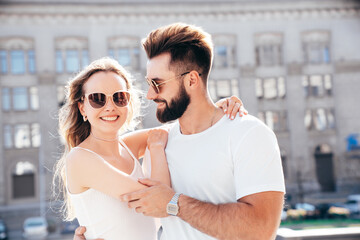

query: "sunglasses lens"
xmin=146 ymin=78 xmax=159 ymax=94
xmin=113 ymin=91 xmax=130 ymax=107
xmin=88 ymin=93 xmax=106 ymax=108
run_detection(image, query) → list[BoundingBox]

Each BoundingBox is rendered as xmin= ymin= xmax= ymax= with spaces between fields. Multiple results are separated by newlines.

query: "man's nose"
xmin=146 ymin=86 xmax=157 ymax=100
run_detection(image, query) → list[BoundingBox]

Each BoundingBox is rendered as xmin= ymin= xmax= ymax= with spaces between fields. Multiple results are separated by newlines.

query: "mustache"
xmin=153 ymin=99 xmax=167 ymax=104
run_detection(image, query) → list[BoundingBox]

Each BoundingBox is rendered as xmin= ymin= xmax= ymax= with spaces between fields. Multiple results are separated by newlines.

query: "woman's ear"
xmin=78 ymin=101 xmax=85 ymax=116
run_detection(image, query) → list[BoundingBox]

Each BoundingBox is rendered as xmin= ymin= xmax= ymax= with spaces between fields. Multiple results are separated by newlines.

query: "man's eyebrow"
xmin=148 ymin=77 xmax=164 ymax=82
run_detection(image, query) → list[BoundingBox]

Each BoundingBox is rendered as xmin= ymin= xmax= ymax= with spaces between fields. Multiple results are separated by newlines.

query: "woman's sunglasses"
xmin=82 ymin=91 xmax=130 ymax=108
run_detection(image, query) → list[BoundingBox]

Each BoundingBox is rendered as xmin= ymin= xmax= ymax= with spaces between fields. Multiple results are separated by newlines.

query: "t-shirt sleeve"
xmin=233 ymin=123 xmax=286 ymax=200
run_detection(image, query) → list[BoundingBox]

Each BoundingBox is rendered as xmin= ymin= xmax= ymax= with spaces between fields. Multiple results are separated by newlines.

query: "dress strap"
xmin=73 ymin=146 xmax=106 ymax=161
xmin=118 ymin=138 xmax=138 ymax=162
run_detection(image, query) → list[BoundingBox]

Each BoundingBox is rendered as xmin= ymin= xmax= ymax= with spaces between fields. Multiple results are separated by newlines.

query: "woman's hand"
xmin=147 ymin=128 xmax=169 ymax=150
xmin=215 ymin=95 xmax=248 ymax=120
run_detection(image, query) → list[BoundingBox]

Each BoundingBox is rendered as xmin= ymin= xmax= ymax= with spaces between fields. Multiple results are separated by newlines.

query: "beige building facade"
xmin=1 ymin=0 xmax=360 ymax=229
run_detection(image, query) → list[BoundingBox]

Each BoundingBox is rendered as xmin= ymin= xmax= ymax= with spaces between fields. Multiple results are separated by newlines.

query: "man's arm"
xmin=120 ymin=180 xmax=284 ymax=240
xmin=177 ymin=191 xmax=284 ymax=240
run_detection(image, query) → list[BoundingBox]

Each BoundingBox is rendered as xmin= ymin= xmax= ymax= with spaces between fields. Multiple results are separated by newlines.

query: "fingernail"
xmin=227 ymin=114 xmax=230 ymax=118
xmin=231 ymin=116 xmax=234 ymax=120
xmin=223 ymin=108 xmax=227 ymax=113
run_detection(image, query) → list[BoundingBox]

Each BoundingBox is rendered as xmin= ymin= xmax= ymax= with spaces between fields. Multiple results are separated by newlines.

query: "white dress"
xmin=67 ymin=139 xmax=157 ymax=240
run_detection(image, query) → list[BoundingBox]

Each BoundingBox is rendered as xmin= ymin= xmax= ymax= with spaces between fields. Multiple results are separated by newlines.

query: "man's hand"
xmin=119 ymin=178 xmax=175 ymax=218
xmin=73 ymin=226 xmax=103 ymax=240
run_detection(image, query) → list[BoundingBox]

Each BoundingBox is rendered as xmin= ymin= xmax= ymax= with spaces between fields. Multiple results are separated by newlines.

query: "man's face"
xmin=146 ymin=53 xmax=190 ymax=123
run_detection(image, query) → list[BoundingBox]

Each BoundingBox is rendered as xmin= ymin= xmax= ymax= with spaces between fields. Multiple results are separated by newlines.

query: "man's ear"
xmin=187 ymin=71 xmax=201 ymax=88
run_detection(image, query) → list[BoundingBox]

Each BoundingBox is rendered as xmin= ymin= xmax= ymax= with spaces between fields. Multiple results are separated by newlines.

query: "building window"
xmin=255 ymin=33 xmax=283 ymax=66
xmin=302 ymin=31 xmax=331 ymax=64
xmin=56 ymin=50 xmax=63 ymax=73
xmin=4 ymin=125 xmax=13 ymax=149
xmin=214 ymin=46 xmax=228 ymax=68
xmin=55 ymin=37 xmax=89 ymax=73
xmin=108 ymin=36 xmax=140 ymax=70
xmin=258 ymin=110 xmax=288 ymax=132
xmin=2 ymin=87 xmax=39 ymax=111
xmin=10 ymin=50 xmax=25 ymax=74
xmin=13 ymin=87 xmax=28 ymax=111
xmin=302 ymin=74 xmax=332 ymax=97
xmin=2 ymin=87 xmax=11 ymax=111
xmin=213 ymin=35 xmax=236 ymax=69
xmin=66 ymin=50 xmax=80 ymax=73
xmin=12 ymin=161 xmax=35 ymax=199
xmin=0 ymin=50 xmax=7 ymax=74
xmin=305 ymin=108 xmax=335 ymax=131
xmin=28 ymin=50 xmax=36 ymax=73
xmin=109 ymin=48 xmax=140 ymax=68
xmin=29 ymin=87 xmax=39 ymax=110
xmin=208 ymin=79 xmax=239 ymax=101
xmin=256 ymin=77 xmax=286 ymax=99
xmin=14 ymin=124 xmax=31 ymax=148
xmin=31 ymin=123 xmax=41 ymax=147
xmin=0 ymin=37 xmax=36 ymax=75
xmin=4 ymin=123 xmax=41 ymax=149
xmin=65 ymin=50 xmax=89 ymax=73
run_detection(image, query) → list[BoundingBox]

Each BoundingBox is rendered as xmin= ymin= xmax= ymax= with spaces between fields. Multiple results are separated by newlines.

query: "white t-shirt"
xmin=160 ymin=114 xmax=285 ymax=240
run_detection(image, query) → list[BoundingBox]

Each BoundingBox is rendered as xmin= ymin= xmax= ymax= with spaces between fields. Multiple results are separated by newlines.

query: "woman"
xmin=54 ymin=57 xmax=246 ymax=240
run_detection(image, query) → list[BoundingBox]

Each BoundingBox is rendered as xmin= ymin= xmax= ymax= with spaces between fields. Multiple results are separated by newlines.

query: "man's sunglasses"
xmin=145 ymin=71 xmax=193 ymax=94
xmin=82 ymin=91 xmax=130 ymax=108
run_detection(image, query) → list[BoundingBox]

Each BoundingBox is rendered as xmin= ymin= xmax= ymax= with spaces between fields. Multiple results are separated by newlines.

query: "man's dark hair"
xmin=142 ymin=22 xmax=213 ymax=84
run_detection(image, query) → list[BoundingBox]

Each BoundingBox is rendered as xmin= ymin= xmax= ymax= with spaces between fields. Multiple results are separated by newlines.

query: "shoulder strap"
xmin=73 ymin=146 xmax=106 ymax=161
xmin=118 ymin=138 xmax=138 ymax=161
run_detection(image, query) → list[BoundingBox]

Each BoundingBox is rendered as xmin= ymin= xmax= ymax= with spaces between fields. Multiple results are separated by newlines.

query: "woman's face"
xmin=78 ymin=71 xmax=130 ymax=136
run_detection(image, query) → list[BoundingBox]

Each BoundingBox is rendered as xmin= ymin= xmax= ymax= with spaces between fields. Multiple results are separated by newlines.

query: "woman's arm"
xmin=147 ymin=128 xmax=171 ymax=186
xmin=124 ymin=128 xmax=171 ymax=186
xmin=66 ymin=149 xmax=147 ymax=199
xmin=122 ymin=129 xmax=150 ymax=159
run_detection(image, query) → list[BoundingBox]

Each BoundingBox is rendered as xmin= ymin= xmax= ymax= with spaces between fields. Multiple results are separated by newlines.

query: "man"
xmin=74 ymin=22 xmax=285 ymax=240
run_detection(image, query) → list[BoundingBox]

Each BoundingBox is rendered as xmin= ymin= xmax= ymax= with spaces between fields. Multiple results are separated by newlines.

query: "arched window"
xmin=12 ymin=161 xmax=35 ymax=199
xmin=108 ymin=36 xmax=140 ymax=70
xmin=302 ymin=30 xmax=331 ymax=64
xmin=212 ymin=35 xmax=237 ymax=69
xmin=55 ymin=37 xmax=89 ymax=73
xmin=255 ymin=32 xmax=283 ymax=66
xmin=0 ymin=37 xmax=36 ymax=75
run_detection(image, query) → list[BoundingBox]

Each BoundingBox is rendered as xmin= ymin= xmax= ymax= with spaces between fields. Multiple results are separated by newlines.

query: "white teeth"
xmin=101 ymin=116 xmax=118 ymax=121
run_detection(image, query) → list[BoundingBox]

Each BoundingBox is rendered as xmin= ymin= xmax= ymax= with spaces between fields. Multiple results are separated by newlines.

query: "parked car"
xmin=316 ymin=202 xmax=350 ymax=219
xmin=328 ymin=205 xmax=350 ymax=219
xmin=345 ymin=194 xmax=360 ymax=215
xmin=295 ymin=203 xmax=319 ymax=219
xmin=60 ymin=219 xmax=79 ymax=235
xmin=22 ymin=217 xmax=48 ymax=239
xmin=0 ymin=219 xmax=8 ymax=240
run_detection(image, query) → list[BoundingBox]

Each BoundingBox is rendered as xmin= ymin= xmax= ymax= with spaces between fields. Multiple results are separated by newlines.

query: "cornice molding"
xmin=1 ymin=6 xmax=359 ymax=24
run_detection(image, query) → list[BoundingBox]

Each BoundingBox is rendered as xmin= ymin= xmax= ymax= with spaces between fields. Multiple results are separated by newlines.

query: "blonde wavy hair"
xmin=53 ymin=57 xmax=141 ymax=220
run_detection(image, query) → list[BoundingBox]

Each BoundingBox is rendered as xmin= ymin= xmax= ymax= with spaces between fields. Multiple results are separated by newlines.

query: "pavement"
xmin=8 ymin=230 xmax=73 ymax=240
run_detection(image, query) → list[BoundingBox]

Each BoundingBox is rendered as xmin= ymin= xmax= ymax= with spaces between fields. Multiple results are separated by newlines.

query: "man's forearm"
xmin=177 ymin=193 xmax=283 ymax=240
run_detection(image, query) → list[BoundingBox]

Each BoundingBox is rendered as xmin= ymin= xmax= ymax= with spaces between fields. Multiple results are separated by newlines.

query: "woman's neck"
xmin=85 ymin=131 xmax=121 ymax=156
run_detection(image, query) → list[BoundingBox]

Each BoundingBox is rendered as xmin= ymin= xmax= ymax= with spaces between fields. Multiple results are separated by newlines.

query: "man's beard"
xmin=155 ymin=83 xmax=190 ymax=123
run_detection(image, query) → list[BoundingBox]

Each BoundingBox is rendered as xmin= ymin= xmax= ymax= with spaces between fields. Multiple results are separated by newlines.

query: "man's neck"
xmin=178 ymin=98 xmax=223 ymax=135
